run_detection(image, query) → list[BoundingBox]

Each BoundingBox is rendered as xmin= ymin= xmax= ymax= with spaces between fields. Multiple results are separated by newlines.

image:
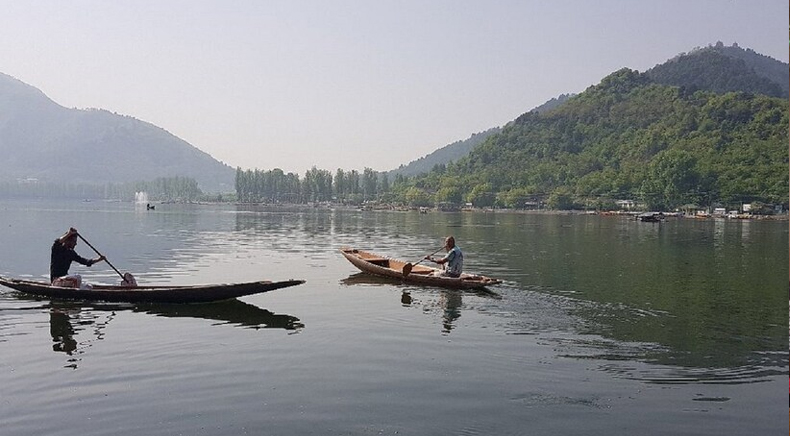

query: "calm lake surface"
xmin=1 ymin=199 xmax=787 ymax=436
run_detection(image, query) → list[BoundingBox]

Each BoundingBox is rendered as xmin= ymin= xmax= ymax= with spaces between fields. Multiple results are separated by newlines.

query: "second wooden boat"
xmin=340 ymin=248 xmax=501 ymax=290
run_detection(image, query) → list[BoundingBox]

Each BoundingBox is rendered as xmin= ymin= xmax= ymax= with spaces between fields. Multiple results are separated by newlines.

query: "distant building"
xmin=616 ymin=200 xmax=634 ymax=210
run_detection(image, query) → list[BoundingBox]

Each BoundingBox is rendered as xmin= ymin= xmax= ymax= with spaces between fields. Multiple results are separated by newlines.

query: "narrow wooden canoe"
xmin=0 ymin=275 xmax=305 ymax=304
xmin=340 ymin=248 xmax=501 ymax=290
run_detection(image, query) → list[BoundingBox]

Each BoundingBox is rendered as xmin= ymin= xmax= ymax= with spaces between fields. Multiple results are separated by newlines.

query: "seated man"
xmin=425 ymin=236 xmax=464 ymax=278
xmin=50 ymin=227 xmax=105 ymax=289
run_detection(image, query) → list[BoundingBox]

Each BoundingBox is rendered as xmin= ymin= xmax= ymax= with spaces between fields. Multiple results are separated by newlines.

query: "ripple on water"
xmin=596 ymin=359 xmax=787 ymax=385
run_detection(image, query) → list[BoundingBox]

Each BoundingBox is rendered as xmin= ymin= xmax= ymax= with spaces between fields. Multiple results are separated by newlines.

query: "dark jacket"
xmin=50 ymin=240 xmax=92 ymax=282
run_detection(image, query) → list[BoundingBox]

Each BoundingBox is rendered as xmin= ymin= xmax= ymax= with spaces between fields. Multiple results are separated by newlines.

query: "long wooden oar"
xmin=402 ymin=246 xmax=445 ymax=276
xmin=76 ymin=233 xmax=127 ymax=282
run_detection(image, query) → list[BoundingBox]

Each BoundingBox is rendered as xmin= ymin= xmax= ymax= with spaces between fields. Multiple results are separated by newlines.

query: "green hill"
xmin=386 ymin=43 xmax=786 ymax=186
xmin=413 ymin=68 xmax=788 ymax=210
xmin=387 ymin=94 xmax=574 ymax=179
xmin=645 ymin=42 xmax=788 ymax=98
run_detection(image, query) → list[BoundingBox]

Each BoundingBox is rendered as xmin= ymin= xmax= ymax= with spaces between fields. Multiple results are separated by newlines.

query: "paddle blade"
xmin=402 ymin=263 xmax=413 ymax=276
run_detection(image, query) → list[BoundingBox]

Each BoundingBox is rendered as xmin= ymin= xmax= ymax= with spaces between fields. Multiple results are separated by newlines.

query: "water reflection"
xmin=47 ymin=302 xmax=117 ymax=369
xmin=439 ymin=291 xmax=462 ymax=334
xmin=339 ymin=272 xmax=395 ymax=287
xmin=398 ymin=290 xmax=462 ymax=334
xmin=341 ymin=272 xmax=492 ymax=334
xmin=41 ymin=298 xmax=303 ymax=368
xmin=134 ymin=300 xmax=304 ymax=331
xmin=485 ymin=214 xmax=788 ymax=376
xmin=49 ymin=310 xmax=77 ymax=354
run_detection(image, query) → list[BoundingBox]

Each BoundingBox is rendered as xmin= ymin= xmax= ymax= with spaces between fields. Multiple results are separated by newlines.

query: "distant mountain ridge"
xmin=0 ymin=73 xmax=234 ymax=192
xmin=388 ymin=127 xmax=501 ymax=178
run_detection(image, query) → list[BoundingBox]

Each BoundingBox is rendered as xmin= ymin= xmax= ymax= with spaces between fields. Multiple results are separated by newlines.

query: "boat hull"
xmin=0 ymin=276 xmax=305 ymax=304
xmin=340 ymin=248 xmax=501 ymax=290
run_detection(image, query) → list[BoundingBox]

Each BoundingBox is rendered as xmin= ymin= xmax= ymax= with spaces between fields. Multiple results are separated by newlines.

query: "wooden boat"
xmin=0 ymin=275 xmax=305 ymax=304
xmin=340 ymin=248 xmax=501 ymax=290
xmin=638 ymin=212 xmax=665 ymax=222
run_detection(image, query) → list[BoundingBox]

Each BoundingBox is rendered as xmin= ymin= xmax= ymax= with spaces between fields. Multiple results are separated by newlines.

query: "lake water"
xmin=0 ymin=200 xmax=787 ymax=435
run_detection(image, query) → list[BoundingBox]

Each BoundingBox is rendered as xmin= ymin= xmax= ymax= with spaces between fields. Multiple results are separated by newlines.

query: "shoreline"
xmin=191 ymin=201 xmax=790 ymax=221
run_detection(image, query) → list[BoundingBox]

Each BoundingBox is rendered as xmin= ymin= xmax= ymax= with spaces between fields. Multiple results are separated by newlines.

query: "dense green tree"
xmin=498 ymin=187 xmax=539 ymax=209
xmin=362 ymin=168 xmax=378 ymax=201
xmin=434 ymin=186 xmax=463 ymax=206
xmin=547 ymin=187 xmax=575 ymax=210
xmin=467 ymin=183 xmax=496 ymax=208
xmin=404 ymin=187 xmax=431 ymax=207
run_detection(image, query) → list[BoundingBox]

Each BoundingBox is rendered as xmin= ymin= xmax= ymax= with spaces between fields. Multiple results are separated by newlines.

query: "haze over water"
xmin=0 ymin=200 xmax=786 ymax=435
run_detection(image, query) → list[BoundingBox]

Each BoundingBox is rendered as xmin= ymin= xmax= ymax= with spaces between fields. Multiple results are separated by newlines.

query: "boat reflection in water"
xmin=339 ymin=272 xmax=397 ymax=287
xmin=340 ymin=272 xmax=469 ymax=334
xmin=134 ymin=299 xmax=304 ymax=331
xmin=44 ymin=299 xmax=303 ymax=368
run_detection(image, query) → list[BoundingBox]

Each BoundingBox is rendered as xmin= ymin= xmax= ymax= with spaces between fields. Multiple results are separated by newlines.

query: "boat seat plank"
xmin=365 ymin=258 xmax=390 ymax=266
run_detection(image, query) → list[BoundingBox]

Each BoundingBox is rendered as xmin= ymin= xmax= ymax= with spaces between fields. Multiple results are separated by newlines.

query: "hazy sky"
xmin=0 ymin=1 xmax=787 ymax=175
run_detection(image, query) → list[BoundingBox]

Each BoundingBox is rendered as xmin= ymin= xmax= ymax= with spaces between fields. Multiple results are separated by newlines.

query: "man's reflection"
xmin=401 ymin=289 xmax=464 ymax=334
xmin=49 ymin=309 xmax=77 ymax=354
xmin=439 ymin=291 xmax=462 ymax=334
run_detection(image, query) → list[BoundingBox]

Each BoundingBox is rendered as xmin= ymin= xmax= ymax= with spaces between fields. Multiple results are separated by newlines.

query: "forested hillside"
xmin=646 ymin=43 xmax=787 ymax=98
xmin=415 ymin=68 xmax=787 ymax=210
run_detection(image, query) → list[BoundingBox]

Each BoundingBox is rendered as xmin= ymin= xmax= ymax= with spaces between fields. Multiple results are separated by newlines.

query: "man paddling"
xmin=424 ymin=236 xmax=464 ymax=278
xmin=50 ymin=227 xmax=105 ymax=288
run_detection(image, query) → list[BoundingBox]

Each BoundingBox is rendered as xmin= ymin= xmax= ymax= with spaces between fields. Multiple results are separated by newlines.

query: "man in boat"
xmin=424 ymin=236 xmax=464 ymax=278
xmin=50 ymin=227 xmax=105 ymax=289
